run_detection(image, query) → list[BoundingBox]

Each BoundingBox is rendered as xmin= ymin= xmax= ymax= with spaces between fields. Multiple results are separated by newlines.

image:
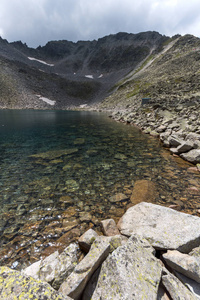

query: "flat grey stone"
xmin=163 ymin=250 xmax=200 ymax=283
xmin=22 ymin=243 xmax=80 ymax=290
xmin=176 ymin=141 xmax=194 ymax=153
xmin=118 ymin=202 xmax=200 ymax=252
xmin=189 ymin=246 xmax=200 ymax=258
xmin=168 ymin=135 xmax=183 ymax=147
xmin=100 ymin=218 xmax=120 ymax=236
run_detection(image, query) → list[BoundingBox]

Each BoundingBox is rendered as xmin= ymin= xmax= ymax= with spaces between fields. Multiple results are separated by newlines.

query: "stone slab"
xmin=118 ymin=202 xmax=200 ymax=252
xmin=163 ymin=250 xmax=200 ymax=283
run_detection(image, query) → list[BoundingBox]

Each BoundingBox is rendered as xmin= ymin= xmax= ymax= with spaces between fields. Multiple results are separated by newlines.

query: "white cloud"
xmin=0 ymin=0 xmax=200 ymax=47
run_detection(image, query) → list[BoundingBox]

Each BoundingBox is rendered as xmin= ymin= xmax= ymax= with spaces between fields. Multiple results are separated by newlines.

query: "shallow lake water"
xmin=0 ymin=110 xmax=199 ymax=269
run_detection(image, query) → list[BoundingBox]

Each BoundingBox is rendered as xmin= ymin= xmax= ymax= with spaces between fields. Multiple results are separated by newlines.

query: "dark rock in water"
xmin=130 ymin=180 xmax=157 ymax=204
xmin=109 ymin=193 xmax=129 ymax=203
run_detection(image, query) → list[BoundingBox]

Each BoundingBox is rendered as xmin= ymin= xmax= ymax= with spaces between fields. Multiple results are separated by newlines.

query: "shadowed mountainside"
xmin=0 ymin=31 xmax=169 ymax=109
xmin=99 ymin=34 xmax=200 ymax=111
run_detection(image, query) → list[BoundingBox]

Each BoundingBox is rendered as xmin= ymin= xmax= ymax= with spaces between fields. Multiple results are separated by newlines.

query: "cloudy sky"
xmin=0 ymin=0 xmax=200 ymax=48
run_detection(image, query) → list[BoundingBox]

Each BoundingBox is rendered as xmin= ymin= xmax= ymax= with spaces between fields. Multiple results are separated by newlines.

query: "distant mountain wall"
xmin=0 ymin=31 xmax=181 ymax=109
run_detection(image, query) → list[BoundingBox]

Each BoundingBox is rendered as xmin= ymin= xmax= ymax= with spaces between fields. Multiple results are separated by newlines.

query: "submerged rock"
xmin=130 ymin=180 xmax=157 ymax=204
xmin=29 ymin=148 xmax=78 ymax=160
xmin=109 ymin=193 xmax=128 ymax=203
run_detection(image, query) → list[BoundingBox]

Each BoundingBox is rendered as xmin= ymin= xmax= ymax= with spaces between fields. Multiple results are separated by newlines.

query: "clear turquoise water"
xmin=0 ymin=110 xmax=199 ymax=269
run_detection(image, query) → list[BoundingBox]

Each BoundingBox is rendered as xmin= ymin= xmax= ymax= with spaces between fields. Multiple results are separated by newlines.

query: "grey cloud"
xmin=0 ymin=0 xmax=200 ymax=48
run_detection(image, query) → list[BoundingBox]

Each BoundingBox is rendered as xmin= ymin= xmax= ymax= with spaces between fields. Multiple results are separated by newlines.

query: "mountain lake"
xmin=0 ymin=109 xmax=199 ymax=269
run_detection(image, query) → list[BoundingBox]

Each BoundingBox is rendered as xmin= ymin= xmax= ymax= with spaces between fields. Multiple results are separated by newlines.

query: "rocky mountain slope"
xmin=0 ymin=32 xmax=168 ymax=109
xmin=99 ymin=34 xmax=200 ymax=110
xmin=98 ymin=34 xmax=200 ymax=166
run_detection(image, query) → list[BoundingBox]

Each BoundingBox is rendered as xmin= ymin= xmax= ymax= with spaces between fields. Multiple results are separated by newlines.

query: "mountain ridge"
xmin=1 ymin=31 xmax=199 ymax=110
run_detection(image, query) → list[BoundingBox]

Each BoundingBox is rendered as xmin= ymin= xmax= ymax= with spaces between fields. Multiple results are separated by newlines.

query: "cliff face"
xmin=0 ymin=31 xmax=168 ymax=109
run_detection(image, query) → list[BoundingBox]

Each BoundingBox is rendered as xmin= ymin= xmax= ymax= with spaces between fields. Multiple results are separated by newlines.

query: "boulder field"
xmin=109 ymin=101 xmax=200 ymax=170
xmin=1 ymin=202 xmax=200 ymax=299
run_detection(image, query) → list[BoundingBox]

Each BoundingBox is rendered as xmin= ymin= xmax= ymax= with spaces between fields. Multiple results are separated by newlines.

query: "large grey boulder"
xmin=59 ymin=237 xmax=110 ymax=300
xmin=162 ymin=268 xmax=197 ymax=300
xmin=163 ymin=250 xmax=200 ymax=283
xmin=0 ymin=266 xmax=72 ymax=300
xmin=180 ymin=149 xmax=200 ymax=163
xmin=118 ymin=202 xmax=200 ymax=252
xmin=83 ymin=235 xmax=162 ymax=300
xmin=22 ymin=243 xmax=80 ymax=290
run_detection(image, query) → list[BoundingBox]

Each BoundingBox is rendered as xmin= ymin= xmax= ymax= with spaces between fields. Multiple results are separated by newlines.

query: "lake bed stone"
xmin=109 ymin=192 xmax=128 ymax=203
xmin=130 ymin=180 xmax=157 ymax=204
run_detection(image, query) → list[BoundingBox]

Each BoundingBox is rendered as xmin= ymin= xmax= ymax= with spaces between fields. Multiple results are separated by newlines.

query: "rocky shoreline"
xmin=107 ymin=100 xmax=200 ymax=170
xmin=1 ymin=201 xmax=200 ymax=299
